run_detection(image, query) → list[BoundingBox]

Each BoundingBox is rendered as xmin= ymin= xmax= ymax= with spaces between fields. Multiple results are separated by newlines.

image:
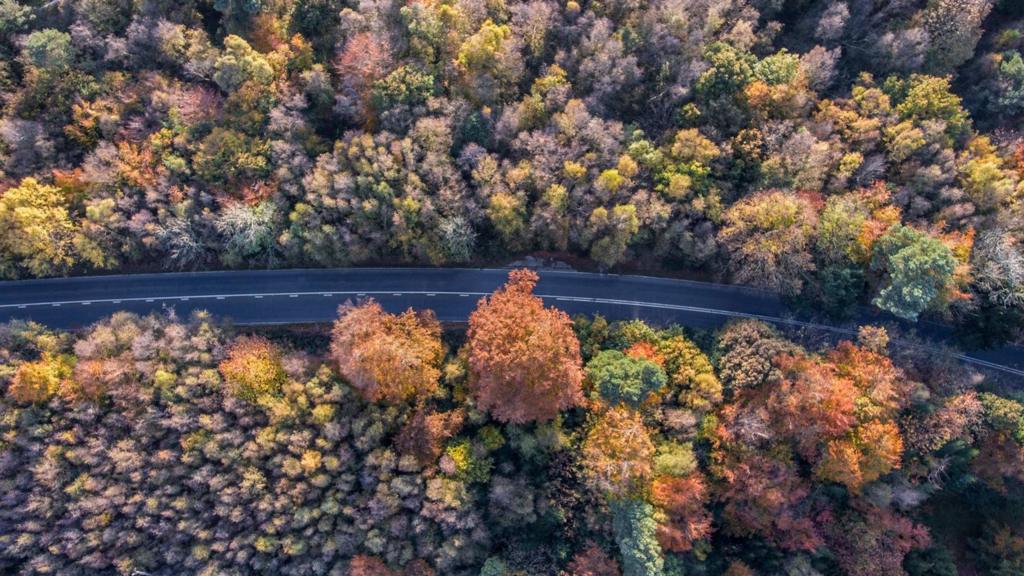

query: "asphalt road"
xmin=0 ymin=268 xmax=1020 ymax=377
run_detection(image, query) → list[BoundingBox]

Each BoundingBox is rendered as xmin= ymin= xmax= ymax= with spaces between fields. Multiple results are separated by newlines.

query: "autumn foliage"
xmin=218 ymin=336 xmax=286 ymax=402
xmin=650 ymin=474 xmax=712 ymax=552
xmin=8 ymin=354 xmax=72 ymax=405
xmin=581 ymin=405 xmax=655 ymax=498
xmin=348 ymin=555 xmax=397 ymax=576
xmin=395 ymin=407 xmax=465 ymax=466
xmin=564 ymin=544 xmax=621 ymax=576
xmin=1 ymin=308 xmax=1021 ymax=574
xmin=465 ymin=269 xmax=583 ymax=423
xmin=764 ymin=343 xmax=908 ymax=493
xmin=331 ymin=300 xmax=443 ymax=403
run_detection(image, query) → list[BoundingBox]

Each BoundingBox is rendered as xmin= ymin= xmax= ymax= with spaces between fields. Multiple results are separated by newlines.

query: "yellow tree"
xmin=8 ymin=354 xmax=74 ymax=405
xmin=0 ymin=178 xmax=79 ymax=278
xmin=219 ymin=336 xmax=287 ymax=402
xmin=581 ymin=405 xmax=655 ymax=498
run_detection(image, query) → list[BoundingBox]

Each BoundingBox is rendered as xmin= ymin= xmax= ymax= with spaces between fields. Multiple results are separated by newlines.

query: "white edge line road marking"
xmin=1 ymin=291 xmax=1020 ymax=377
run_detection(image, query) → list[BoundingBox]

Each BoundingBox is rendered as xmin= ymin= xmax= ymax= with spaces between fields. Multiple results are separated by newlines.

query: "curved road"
xmin=0 ymin=268 xmax=1020 ymax=377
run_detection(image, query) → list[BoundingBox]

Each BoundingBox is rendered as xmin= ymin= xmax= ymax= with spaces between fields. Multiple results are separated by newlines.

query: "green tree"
xmin=611 ymin=498 xmax=665 ymax=576
xmin=816 ymin=265 xmax=866 ymax=320
xmin=695 ymin=42 xmax=755 ymax=131
xmin=871 ymin=225 xmax=957 ymax=321
xmin=486 ymin=191 xmax=528 ymax=251
xmin=22 ymin=29 xmax=73 ymax=71
xmin=586 ymin=350 xmax=667 ymax=408
xmin=996 ymin=51 xmax=1024 ymax=115
xmin=889 ymin=74 xmax=971 ymax=141
xmin=218 ymin=336 xmax=286 ymax=402
xmin=192 ymin=128 xmax=270 ymax=184
xmin=456 ymin=19 xmax=524 ymax=104
xmin=656 ymin=335 xmax=722 ymax=412
xmin=289 ymin=0 xmax=341 ymax=56
xmin=213 ymin=0 xmax=263 ymax=28
xmin=479 ymin=557 xmax=508 ymax=576
xmin=717 ymin=190 xmax=816 ymax=295
xmin=372 ymin=65 xmax=435 ymax=113
xmin=0 ymin=0 xmax=33 ymax=39
xmin=213 ymin=35 xmax=275 ymax=92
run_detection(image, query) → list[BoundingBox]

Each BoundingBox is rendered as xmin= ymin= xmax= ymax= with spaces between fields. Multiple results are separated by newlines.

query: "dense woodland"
xmin=0 ymin=0 xmax=1023 ymax=342
xmin=1 ymin=270 xmax=1023 ymax=575
xmin=3 ymin=0 xmax=1024 ymax=574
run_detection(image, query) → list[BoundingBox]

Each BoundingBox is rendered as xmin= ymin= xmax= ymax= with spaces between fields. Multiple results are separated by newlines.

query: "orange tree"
xmin=465 ymin=269 xmax=584 ymax=423
xmin=330 ymin=300 xmax=443 ymax=404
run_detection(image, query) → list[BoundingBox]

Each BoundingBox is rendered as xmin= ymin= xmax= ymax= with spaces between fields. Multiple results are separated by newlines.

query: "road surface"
xmin=0 ymin=268 xmax=1020 ymax=377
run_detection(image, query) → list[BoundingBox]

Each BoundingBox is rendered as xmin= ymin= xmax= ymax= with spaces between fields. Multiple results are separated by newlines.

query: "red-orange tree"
xmin=565 ymin=543 xmax=622 ymax=575
xmin=348 ymin=555 xmax=397 ymax=576
xmin=330 ymin=300 xmax=443 ymax=403
xmin=651 ymin=473 xmax=712 ymax=552
xmin=465 ymin=269 xmax=584 ymax=423
xmin=767 ymin=345 xmax=908 ymax=493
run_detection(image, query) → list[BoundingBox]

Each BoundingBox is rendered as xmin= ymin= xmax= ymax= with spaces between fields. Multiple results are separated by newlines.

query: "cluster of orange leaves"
xmin=651 ymin=473 xmax=712 ymax=552
xmin=771 ymin=341 xmax=910 ymax=492
xmin=465 ymin=269 xmax=583 ymax=423
xmin=347 ymin=555 xmax=435 ymax=576
xmin=331 ymin=300 xmax=443 ymax=403
xmin=563 ymin=544 xmax=621 ymax=576
xmin=708 ymin=336 xmax=915 ymax=550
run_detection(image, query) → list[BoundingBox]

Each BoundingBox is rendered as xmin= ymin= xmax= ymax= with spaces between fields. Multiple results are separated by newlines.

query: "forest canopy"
xmin=1 ymin=270 xmax=1023 ymax=575
xmin=0 ymin=0 xmax=1022 ymax=342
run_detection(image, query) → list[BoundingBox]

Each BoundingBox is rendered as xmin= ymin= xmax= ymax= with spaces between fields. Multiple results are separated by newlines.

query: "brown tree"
xmin=564 ymin=543 xmax=621 ymax=576
xmin=330 ymin=300 xmax=443 ymax=403
xmin=402 ymin=559 xmax=437 ymax=576
xmin=465 ymin=269 xmax=584 ymax=423
xmin=395 ymin=407 xmax=465 ymax=466
xmin=335 ymin=32 xmax=392 ymax=121
xmin=349 ymin=555 xmax=398 ymax=576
